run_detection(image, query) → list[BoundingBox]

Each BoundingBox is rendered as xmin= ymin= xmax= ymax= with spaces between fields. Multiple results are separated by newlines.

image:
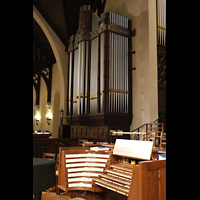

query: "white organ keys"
xmin=64 ymin=151 xmax=110 ymax=190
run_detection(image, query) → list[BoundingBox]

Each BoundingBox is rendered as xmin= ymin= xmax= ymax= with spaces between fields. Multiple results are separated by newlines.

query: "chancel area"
xmin=33 ymin=0 xmax=166 ymax=199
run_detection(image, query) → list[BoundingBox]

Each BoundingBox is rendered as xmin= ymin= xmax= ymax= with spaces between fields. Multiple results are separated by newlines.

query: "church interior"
xmin=33 ymin=0 xmax=166 ymax=199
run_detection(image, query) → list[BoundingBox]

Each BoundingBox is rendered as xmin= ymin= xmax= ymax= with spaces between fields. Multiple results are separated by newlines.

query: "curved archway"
xmin=33 ymin=5 xmax=68 ymax=111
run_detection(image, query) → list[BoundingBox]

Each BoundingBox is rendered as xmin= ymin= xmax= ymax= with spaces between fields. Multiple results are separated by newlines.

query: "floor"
xmin=33 ymin=188 xmax=86 ymax=200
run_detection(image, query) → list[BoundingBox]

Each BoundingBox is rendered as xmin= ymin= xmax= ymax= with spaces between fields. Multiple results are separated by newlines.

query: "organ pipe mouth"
xmin=80 ymin=5 xmax=90 ymax=12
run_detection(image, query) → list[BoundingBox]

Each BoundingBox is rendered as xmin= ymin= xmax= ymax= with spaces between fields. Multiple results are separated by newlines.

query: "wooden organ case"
xmin=66 ymin=5 xmax=133 ymax=140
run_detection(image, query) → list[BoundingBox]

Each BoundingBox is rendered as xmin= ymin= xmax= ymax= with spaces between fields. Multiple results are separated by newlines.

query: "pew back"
xmin=33 ymin=138 xmax=79 ymax=158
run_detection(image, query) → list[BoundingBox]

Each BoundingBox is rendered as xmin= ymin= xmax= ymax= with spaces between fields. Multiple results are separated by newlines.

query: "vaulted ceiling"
xmin=33 ymin=0 xmax=107 ymax=60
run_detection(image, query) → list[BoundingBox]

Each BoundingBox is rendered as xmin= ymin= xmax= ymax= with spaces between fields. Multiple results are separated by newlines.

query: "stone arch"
xmin=33 ymin=5 xmax=68 ymax=111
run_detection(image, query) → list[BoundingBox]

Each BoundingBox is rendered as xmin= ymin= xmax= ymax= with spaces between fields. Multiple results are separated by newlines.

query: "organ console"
xmin=57 ymin=140 xmax=166 ymax=200
xmin=66 ymin=5 xmax=133 ymax=137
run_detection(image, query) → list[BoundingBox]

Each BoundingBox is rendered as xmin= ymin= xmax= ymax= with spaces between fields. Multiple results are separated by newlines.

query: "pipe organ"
xmin=66 ymin=5 xmax=133 ymax=136
xmin=157 ymin=0 xmax=166 ymax=46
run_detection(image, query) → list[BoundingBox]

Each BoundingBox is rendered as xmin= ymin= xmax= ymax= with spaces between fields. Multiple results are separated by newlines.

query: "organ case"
xmin=66 ymin=5 xmax=133 ymax=129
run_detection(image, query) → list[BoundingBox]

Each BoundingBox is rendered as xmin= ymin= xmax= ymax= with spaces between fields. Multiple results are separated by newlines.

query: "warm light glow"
xmin=46 ymin=113 xmax=52 ymax=119
xmin=35 ymin=114 xmax=41 ymax=120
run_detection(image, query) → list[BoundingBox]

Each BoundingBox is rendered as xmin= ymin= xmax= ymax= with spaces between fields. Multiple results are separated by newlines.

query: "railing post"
xmin=163 ymin=115 xmax=165 ymax=132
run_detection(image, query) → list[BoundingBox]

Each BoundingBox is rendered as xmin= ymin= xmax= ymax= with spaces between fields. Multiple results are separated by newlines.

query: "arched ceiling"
xmin=33 ymin=18 xmax=56 ymax=64
xmin=33 ymin=0 xmax=107 ymax=55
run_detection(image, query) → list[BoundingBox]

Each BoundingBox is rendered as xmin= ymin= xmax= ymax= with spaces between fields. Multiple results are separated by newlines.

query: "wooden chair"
xmin=160 ymin=132 xmax=166 ymax=148
xmin=43 ymin=153 xmax=56 ymax=160
xmin=79 ymin=139 xmax=88 ymax=146
xmin=143 ymin=132 xmax=156 ymax=146
xmin=43 ymin=153 xmax=57 ymax=192
xmin=149 ymin=123 xmax=163 ymax=146
xmin=55 ymin=154 xmax=59 ymax=194
xmin=55 ymin=154 xmax=59 ymax=171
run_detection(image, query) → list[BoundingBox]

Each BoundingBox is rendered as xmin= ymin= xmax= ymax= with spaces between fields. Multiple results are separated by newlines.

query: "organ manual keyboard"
xmin=93 ymin=139 xmax=166 ymax=200
xmin=57 ymin=147 xmax=111 ymax=194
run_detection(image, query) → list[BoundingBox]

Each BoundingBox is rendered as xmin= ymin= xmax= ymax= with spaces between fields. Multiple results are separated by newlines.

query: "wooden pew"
xmin=33 ymin=138 xmax=79 ymax=158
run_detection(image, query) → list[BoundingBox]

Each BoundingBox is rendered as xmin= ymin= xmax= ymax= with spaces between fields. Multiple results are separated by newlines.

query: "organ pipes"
xmin=67 ymin=5 xmax=133 ymax=117
xmin=157 ymin=0 xmax=166 ymax=46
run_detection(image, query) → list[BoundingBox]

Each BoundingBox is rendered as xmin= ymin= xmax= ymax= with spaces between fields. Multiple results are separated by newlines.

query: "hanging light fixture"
xmin=35 ymin=114 xmax=41 ymax=125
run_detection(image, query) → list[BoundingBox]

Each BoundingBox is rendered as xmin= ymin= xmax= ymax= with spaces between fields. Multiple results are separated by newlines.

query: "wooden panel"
xmin=33 ymin=138 xmax=79 ymax=158
xmin=93 ymin=127 xmax=99 ymax=137
xmin=158 ymin=85 xmax=166 ymax=112
xmin=71 ymin=126 xmax=109 ymax=140
xmin=147 ymin=169 xmax=159 ymax=200
xmin=93 ymin=150 xmax=166 ymax=200
xmin=138 ymin=160 xmax=166 ymax=200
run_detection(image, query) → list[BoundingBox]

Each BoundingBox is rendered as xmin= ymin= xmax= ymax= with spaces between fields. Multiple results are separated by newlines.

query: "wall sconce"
xmin=46 ymin=113 xmax=52 ymax=125
xmin=35 ymin=114 xmax=41 ymax=125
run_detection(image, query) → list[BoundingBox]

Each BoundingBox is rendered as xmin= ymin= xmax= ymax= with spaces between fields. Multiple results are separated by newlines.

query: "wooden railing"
xmin=33 ymin=138 xmax=79 ymax=158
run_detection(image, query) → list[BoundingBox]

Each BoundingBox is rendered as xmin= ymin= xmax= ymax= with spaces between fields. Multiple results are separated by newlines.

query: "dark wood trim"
xmin=66 ymin=52 xmax=70 ymax=116
xmin=33 ymin=37 xmax=55 ymax=64
xmin=97 ymin=35 xmax=101 ymax=113
xmin=33 ymin=61 xmax=52 ymax=102
xmin=87 ymin=40 xmax=91 ymax=115
xmin=62 ymin=0 xmax=71 ymax=51
xmin=128 ymin=20 xmax=133 ymax=116
xmin=33 ymin=2 xmax=67 ymax=49
xmin=33 ymin=71 xmax=41 ymax=105
xmin=43 ymin=0 xmax=59 ymax=15
xmin=66 ymin=113 xmax=132 ymax=127
xmin=104 ymin=13 xmax=110 ymax=114
xmin=157 ymin=44 xmax=166 ymax=57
